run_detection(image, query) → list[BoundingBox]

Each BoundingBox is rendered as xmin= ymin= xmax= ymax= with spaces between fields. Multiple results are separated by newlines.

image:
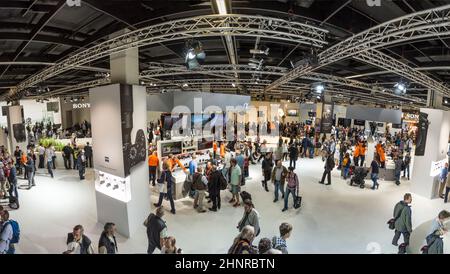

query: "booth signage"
xmin=430 ymin=158 xmax=447 ymax=177
xmin=73 ymin=103 xmax=90 ymax=109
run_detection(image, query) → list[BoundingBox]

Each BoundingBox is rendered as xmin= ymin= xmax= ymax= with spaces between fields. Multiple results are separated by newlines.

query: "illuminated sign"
xmin=73 ymin=103 xmax=90 ymax=109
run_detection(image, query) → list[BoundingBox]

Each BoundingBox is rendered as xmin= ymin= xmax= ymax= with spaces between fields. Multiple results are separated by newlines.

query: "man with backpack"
xmin=392 ymin=193 xmax=413 ymax=247
xmin=0 ymin=210 xmax=20 ymax=254
xmin=319 ymin=151 xmax=335 ymax=185
xmin=208 ymin=165 xmax=225 ymax=212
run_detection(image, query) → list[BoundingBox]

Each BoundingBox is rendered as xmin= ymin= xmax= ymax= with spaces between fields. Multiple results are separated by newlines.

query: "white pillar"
xmin=90 ymin=34 xmax=149 ymax=238
xmin=411 ymin=108 xmax=450 ymax=199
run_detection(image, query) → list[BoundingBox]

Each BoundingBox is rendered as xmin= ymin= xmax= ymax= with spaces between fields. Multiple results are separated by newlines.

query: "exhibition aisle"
xmin=10 ymin=158 xmax=450 ymax=254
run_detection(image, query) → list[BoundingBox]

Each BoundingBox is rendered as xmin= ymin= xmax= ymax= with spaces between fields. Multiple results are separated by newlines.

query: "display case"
xmin=95 ymin=170 xmax=131 ymax=202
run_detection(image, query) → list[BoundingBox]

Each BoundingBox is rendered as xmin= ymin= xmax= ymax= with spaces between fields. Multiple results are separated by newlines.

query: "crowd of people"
xmin=1 ymin=117 xmax=449 ymax=255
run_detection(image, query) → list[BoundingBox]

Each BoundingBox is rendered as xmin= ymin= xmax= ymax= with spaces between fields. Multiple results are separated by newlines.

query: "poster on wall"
xmin=321 ymin=104 xmax=334 ymax=133
xmin=120 ymin=84 xmax=147 ymax=177
xmin=430 ymin=158 xmax=448 ymax=177
xmin=415 ymin=112 xmax=429 ymax=156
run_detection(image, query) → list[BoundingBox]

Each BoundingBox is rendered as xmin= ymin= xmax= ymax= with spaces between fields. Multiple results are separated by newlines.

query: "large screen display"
xmin=160 ymin=141 xmax=182 ymax=157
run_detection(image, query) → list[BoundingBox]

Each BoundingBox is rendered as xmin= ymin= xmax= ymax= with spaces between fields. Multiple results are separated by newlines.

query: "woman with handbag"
xmin=153 ymin=161 xmax=176 ymax=214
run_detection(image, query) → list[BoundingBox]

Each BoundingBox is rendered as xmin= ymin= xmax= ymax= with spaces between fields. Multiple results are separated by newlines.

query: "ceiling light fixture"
xmin=232 ymin=83 xmax=236 ymax=88
xmin=215 ymin=0 xmax=228 ymax=15
xmin=394 ymin=82 xmax=407 ymax=95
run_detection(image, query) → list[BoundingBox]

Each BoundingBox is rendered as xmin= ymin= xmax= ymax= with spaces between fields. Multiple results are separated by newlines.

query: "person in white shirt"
xmin=45 ymin=146 xmax=54 ymax=178
xmin=38 ymin=145 xmax=45 ymax=169
xmin=0 ymin=210 xmax=13 ymax=254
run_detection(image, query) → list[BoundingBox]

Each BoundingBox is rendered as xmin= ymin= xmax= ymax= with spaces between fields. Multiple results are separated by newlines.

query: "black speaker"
xmin=415 ymin=112 xmax=429 ymax=156
xmin=1 ymin=106 xmax=8 ymax=116
xmin=12 ymin=123 xmax=26 ymax=143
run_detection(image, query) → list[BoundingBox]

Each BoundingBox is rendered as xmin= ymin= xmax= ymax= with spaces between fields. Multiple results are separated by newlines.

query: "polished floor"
xmin=9 ymin=157 xmax=450 ymax=254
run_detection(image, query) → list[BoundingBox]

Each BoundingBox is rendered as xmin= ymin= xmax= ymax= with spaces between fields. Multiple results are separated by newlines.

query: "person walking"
xmin=148 ymin=151 xmax=159 ymax=186
xmin=192 ymin=166 xmax=208 ymax=213
xmin=394 ymin=156 xmax=402 ymax=186
xmin=370 ymin=157 xmax=379 ymax=190
xmin=271 ymin=160 xmax=287 ymax=203
xmin=426 ymin=210 xmax=450 ymax=254
xmin=271 ymin=222 xmax=293 ymax=254
xmin=237 ymin=200 xmax=260 ymax=237
xmin=84 ymin=142 xmax=93 ymax=168
xmin=342 ymin=152 xmax=351 ymax=180
xmin=288 ymin=143 xmax=298 ymax=169
xmin=64 ymin=225 xmax=95 ymax=254
xmin=229 ymin=158 xmax=242 ymax=207
xmin=402 ymin=152 xmax=411 ymax=180
xmin=13 ymin=146 xmax=22 ymax=176
xmin=208 ymin=165 xmax=222 ymax=212
xmin=62 ymin=143 xmax=73 ymax=169
xmin=282 ymin=167 xmax=299 ymax=212
xmin=319 ymin=151 xmax=335 ymax=185
xmin=38 ymin=144 xmax=45 ymax=169
xmin=358 ymin=143 xmax=366 ymax=167
xmin=261 ymin=153 xmax=273 ymax=192
xmin=7 ymin=162 xmax=19 ymax=208
xmin=45 ymin=145 xmax=54 ymax=178
xmin=439 ymin=163 xmax=448 ymax=199
xmin=392 ymin=193 xmax=413 ymax=247
xmin=0 ymin=210 xmax=18 ymax=254
xmin=228 ymin=225 xmax=257 ymax=254
xmin=144 ymin=206 xmax=167 ymax=254
xmin=77 ymin=150 xmax=86 ymax=180
xmin=154 ymin=162 xmax=176 ymax=214
xmin=25 ymin=155 xmax=35 ymax=189
xmin=98 ymin=222 xmax=118 ymax=254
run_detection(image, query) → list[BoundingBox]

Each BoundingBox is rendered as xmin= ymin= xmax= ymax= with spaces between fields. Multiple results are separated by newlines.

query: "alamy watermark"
xmin=170 ymin=98 xmax=280 ymax=142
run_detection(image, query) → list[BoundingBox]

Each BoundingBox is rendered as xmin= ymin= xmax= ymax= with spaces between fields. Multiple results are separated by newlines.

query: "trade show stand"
xmin=155 ymin=136 xmax=213 ymax=200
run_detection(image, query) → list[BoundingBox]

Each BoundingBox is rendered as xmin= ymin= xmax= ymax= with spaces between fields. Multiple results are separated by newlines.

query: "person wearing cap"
xmin=282 ymin=166 xmax=299 ymax=212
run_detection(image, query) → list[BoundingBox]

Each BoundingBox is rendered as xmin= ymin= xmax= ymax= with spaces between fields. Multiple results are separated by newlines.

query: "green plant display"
xmin=38 ymin=138 xmax=65 ymax=151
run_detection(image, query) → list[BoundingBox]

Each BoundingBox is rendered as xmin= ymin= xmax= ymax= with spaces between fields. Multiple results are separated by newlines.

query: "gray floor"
xmin=10 ymin=157 xmax=450 ymax=254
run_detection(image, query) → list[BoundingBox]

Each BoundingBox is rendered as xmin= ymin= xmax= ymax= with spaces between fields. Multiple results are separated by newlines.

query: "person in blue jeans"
xmin=370 ymin=158 xmax=379 ymax=190
xmin=394 ymin=156 xmax=402 ymax=186
xmin=309 ymin=138 xmax=315 ymax=159
xmin=282 ymin=167 xmax=299 ymax=212
xmin=271 ymin=160 xmax=287 ymax=203
xmin=154 ymin=162 xmax=176 ymax=214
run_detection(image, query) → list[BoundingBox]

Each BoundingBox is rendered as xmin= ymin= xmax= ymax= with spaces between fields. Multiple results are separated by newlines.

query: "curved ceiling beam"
xmin=0 ymin=33 xmax=84 ymax=48
xmin=10 ymin=14 xmax=328 ymax=100
xmin=139 ymin=63 xmax=424 ymax=103
xmin=266 ymin=4 xmax=450 ymax=95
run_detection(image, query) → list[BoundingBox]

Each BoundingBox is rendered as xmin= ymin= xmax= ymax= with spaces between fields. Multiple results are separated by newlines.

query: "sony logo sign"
xmin=73 ymin=103 xmax=90 ymax=109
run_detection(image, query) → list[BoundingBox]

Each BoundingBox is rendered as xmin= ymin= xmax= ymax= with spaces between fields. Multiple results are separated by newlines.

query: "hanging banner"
xmin=321 ymin=104 xmax=334 ymax=133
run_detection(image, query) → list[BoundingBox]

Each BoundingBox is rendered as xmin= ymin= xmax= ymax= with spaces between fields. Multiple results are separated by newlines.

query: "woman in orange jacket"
xmin=358 ymin=143 xmax=366 ymax=167
xmin=353 ymin=144 xmax=360 ymax=167
xmin=378 ymin=146 xmax=386 ymax=168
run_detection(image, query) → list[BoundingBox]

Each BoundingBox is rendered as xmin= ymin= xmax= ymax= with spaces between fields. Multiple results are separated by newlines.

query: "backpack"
xmin=2 ymin=220 xmax=20 ymax=244
xmin=219 ymin=172 xmax=227 ymax=190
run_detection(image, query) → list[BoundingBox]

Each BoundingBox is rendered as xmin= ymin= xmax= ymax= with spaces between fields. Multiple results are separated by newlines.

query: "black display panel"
xmin=308 ymin=111 xmax=316 ymax=117
xmin=198 ymin=138 xmax=213 ymax=150
xmin=354 ymin=119 xmax=365 ymax=126
xmin=415 ymin=112 xmax=429 ymax=156
xmin=12 ymin=123 xmax=26 ymax=142
xmin=287 ymin=110 xmax=298 ymax=117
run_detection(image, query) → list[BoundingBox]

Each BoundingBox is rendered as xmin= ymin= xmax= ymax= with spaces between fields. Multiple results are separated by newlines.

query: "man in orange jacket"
xmin=213 ymin=141 xmax=218 ymax=160
xmin=148 ymin=151 xmax=159 ymax=186
xmin=167 ymin=154 xmax=187 ymax=173
xmin=358 ymin=142 xmax=366 ymax=167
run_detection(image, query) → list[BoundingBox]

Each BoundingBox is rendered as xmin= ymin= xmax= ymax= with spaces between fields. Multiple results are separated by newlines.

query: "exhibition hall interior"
xmin=0 ymin=0 xmax=450 ymax=255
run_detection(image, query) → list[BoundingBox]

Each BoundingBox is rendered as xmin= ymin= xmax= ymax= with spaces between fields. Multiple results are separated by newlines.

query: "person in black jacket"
xmin=62 ymin=143 xmax=73 ymax=169
xmin=319 ymin=151 xmax=335 ymax=185
xmin=208 ymin=165 xmax=222 ymax=212
xmin=64 ymin=225 xmax=94 ymax=254
xmin=288 ymin=143 xmax=298 ymax=169
xmin=261 ymin=153 xmax=274 ymax=192
xmin=84 ymin=142 xmax=93 ymax=168
xmin=98 ymin=222 xmax=118 ymax=254
xmin=144 ymin=206 xmax=167 ymax=254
